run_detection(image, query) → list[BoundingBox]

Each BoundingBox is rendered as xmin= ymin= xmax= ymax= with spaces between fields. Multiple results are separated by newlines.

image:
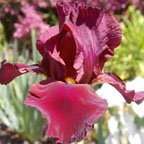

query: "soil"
xmin=0 ymin=122 xmax=54 ymax=144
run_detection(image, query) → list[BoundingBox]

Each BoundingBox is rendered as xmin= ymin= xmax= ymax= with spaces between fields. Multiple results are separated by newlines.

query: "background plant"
xmin=0 ymin=30 xmax=45 ymax=142
xmin=105 ymin=6 xmax=144 ymax=81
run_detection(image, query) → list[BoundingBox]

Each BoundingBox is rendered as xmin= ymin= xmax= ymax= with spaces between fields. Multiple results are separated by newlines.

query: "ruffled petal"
xmin=56 ymin=2 xmax=122 ymax=83
xmin=93 ymin=73 xmax=144 ymax=104
xmin=36 ymin=25 xmax=59 ymax=55
xmin=25 ymin=81 xmax=107 ymax=143
xmin=36 ymin=2 xmax=121 ymax=82
xmin=0 ymin=60 xmax=42 ymax=85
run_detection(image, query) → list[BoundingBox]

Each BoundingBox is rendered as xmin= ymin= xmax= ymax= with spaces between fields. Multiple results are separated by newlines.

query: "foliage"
xmin=0 ymin=21 xmax=8 ymax=67
xmin=0 ymin=31 xmax=44 ymax=142
xmin=0 ymin=21 xmax=6 ymax=46
xmin=0 ymin=75 xmax=44 ymax=142
xmin=105 ymin=6 xmax=144 ymax=81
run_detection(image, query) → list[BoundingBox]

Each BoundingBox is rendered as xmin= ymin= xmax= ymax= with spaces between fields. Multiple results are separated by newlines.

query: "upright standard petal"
xmin=93 ymin=73 xmax=144 ymax=104
xmin=36 ymin=2 xmax=121 ymax=83
xmin=25 ymin=81 xmax=107 ymax=143
xmin=57 ymin=2 xmax=122 ymax=83
xmin=0 ymin=60 xmax=42 ymax=85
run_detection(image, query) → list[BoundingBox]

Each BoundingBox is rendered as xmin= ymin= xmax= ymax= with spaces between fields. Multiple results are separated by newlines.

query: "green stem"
xmin=97 ymin=118 xmax=105 ymax=144
xmin=31 ymin=29 xmax=39 ymax=62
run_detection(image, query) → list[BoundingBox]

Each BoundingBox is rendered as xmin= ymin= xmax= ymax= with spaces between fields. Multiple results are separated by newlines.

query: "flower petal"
xmin=36 ymin=25 xmax=59 ymax=55
xmin=0 ymin=60 xmax=42 ymax=85
xmin=133 ymin=92 xmax=144 ymax=104
xmin=93 ymin=73 xmax=144 ymax=104
xmin=37 ymin=2 xmax=121 ymax=82
xmin=40 ymin=54 xmax=65 ymax=81
xmin=25 ymin=81 xmax=107 ymax=143
xmin=57 ymin=2 xmax=122 ymax=83
xmin=37 ymin=25 xmax=76 ymax=80
xmin=40 ymin=25 xmax=82 ymax=80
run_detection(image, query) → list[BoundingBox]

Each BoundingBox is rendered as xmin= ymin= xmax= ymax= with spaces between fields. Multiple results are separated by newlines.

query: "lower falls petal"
xmin=25 ymin=81 xmax=107 ymax=143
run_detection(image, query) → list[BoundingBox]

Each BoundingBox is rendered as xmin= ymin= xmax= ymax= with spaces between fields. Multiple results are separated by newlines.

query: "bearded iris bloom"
xmin=0 ymin=1 xmax=144 ymax=144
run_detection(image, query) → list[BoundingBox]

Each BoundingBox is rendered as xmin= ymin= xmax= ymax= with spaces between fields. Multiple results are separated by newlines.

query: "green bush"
xmin=105 ymin=6 xmax=144 ymax=81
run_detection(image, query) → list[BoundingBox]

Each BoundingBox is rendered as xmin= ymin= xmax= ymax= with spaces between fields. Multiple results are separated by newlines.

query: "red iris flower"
xmin=0 ymin=1 xmax=144 ymax=143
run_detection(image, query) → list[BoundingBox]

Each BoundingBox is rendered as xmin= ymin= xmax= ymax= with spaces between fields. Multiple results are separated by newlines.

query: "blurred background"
xmin=0 ymin=0 xmax=144 ymax=144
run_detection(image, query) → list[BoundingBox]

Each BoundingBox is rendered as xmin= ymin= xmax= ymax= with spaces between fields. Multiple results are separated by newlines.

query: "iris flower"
xmin=0 ymin=1 xmax=144 ymax=143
